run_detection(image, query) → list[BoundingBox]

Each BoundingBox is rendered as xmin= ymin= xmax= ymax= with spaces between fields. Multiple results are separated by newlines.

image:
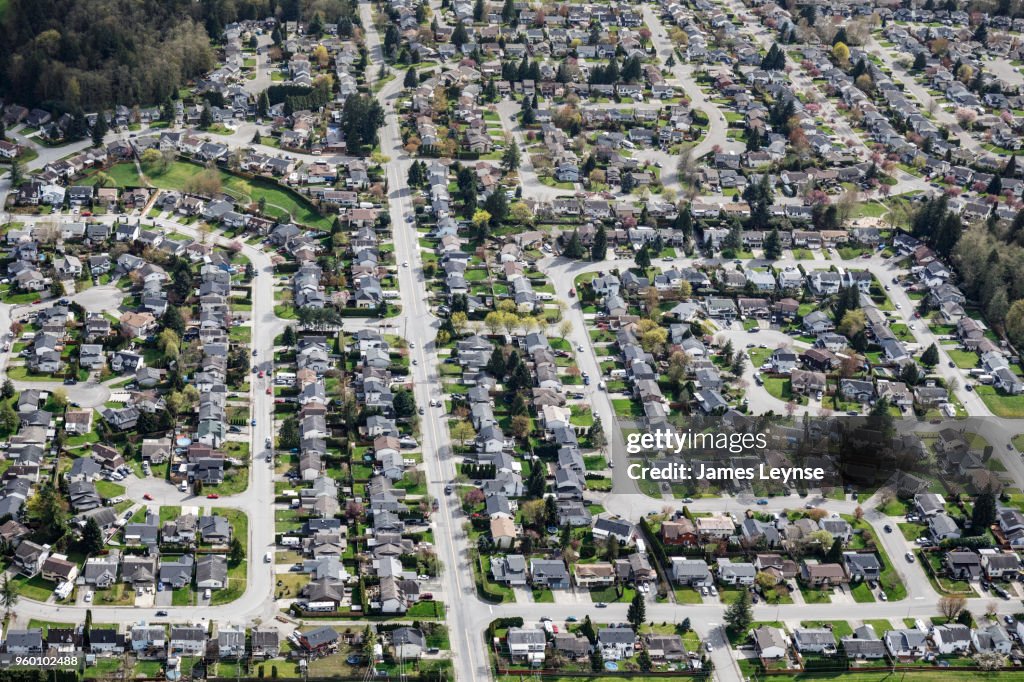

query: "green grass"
xmin=102 ymin=161 xmax=332 ymax=230
xmin=673 ymin=587 xmax=703 ymax=603
xmin=946 ymin=349 xmax=979 ymax=369
xmin=95 ymin=480 xmax=126 ymax=498
xmin=850 ymin=580 xmax=876 ymax=603
xmin=975 ymin=385 xmax=1024 ymax=418
xmin=799 ymin=584 xmax=832 ymax=603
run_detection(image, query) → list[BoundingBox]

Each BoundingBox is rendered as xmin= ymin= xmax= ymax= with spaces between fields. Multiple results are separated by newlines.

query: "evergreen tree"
xmin=81 ymin=517 xmax=104 ymax=555
xmin=404 ymin=66 xmax=418 ymax=88
xmin=591 ymin=224 xmax=608 ymax=261
xmin=921 ymin=343 xmax=939 ymax=367
xmin=0 ymin=379 xmax=13 ymax=399
xmin=764 ymin=227 xmax=782 ymax=259
xmin=987 ymin=174 xmax=1003 ymax=196
xmin=452 ymin=22 xmax=468 ymax=47
xmin=634 ymin=243 xmax=651 ymax=270
xmin=527 ymin=461 xmax=545 ymax=497
xmin=521 ymin=102 xmax=535 ymax=125
xmin=501 ymin=143 xmax=520 ymax=172
xmin=627 ymin=592 xmax=646 ymax=627
xmin=563 ymin=230 xmax=584 ymax=258
xmin=1004 ymin=155 xmax=1017 ymax=179
xmin=199 ymin=103 xmax=213 ymax=129
xmin=913 ymin=51 xmax=927 ymax=70
xmin=724 ymin=588 xmax=752 ymax=636
xmin=502 ymin=0 xmax=515 ymax=22
xmin=972 ymin=491 xmax=997 ymax=531
xmin=474 ymin=0 xmax=485 ymax=20
xmin=89 ymin=111 xmax=107 ymax=148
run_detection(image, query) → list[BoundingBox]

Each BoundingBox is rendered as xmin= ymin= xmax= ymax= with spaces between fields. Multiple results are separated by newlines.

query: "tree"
xmin=8 ymin=157 xmax=23 ymax=188
xmin=724 ymin=588 xmax=752 ymax=636
xmin=563 ymin=230 xmax=584 ymax=259
xmin=0 ymin=401 xmax=18 ymax=436
xmin=404 ymin=66 xmax=418 ymax=88
xmin=511 ymin=415 xmax=531 ymax=440
xmin=91 ymin=111 xmax=108 ymax=148
xmin=1 ymin=379 xmax=13 ymax=399
xmin=635 ymin=244 xmax=651 ymax=270
xmin=972 ymin=491 xmax=997 ymax=531
xmin=199 ymin=103 xmax=213 ymax=129
xmin=832 ymin=41 xmax=850 ymax=66
xmin=81 ymin=517 xmax=104 ymax=555
xmin=637 ymin=645 xmax=653 ymax=672
xmin=592 ymin=224 xmax=608 ymax=260
xmin=939 ymin=595 xmax=968 ymax=621
xmin=589 ymin=417 xmax=606 ymax=450
xmin=604 ymin=534 xmax=619 ymax=561
xmin=921 ymin=343 xmax=939 ymax=367
xmin=764 ymin=228 xmax=782 ymax=259
xmin=501 ymin=143 xmax=520 ymax=172
xmin=340 ymin=95 xmax=385 ymax=150
xmin=627 ymin=592 xmax=646 ymax=627
xmin=229 ymin=537 xmax=244 ymax=564
xmin=824 ymin=536 xmax=843 ymax=564
xmin=0 ymin=575 xmax=18 ymax=618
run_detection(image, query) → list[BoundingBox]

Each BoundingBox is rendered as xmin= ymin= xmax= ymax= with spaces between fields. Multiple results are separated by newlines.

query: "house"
xmin=716 ymin=558 xmax=756 ymax=585
xmin=297 ymin=626 xmax=338 ymax=653
xmin=169 ymin=627 xmax=207 ymax=656
xmin=973 ymin=622 xmax=1013 ymax=654
xmin=507 ymin=628 xmax=546 ymax=664
xmin=491 ymin=555 xmax=527 ymax=585
xmin=981 ymin=551 xmax=1020 ymax=580
xmin=884 ymin=629 xmax=928 ymax=660
xmin=929 ymin=513 xmax=961 ymax=542
xmin=392 ymin=627 xmax=426 ymax=659
xmin=932 ymin=624 xmax=971 ymax=655
xmin=946 ymin=551 xmax=982 ymax=580
xmin=671 ymin=558 xmax=712 ymax=586
xmin=843 ymin=552 xmax=881 ymax=581
xmin=251 ymin=628 xmax=280 ymax=659
xmin=13 ymin=540 xmax=50 ymax=576
xmin=196 ymin=554 xmax=228 ymax=589
xmin=574 ymin=563 xmax=616 ymax=587
xmin=598 ymin=628 xmax=637 ymax=661
xmin=529 ymin=559 xmax=570 ymax=588
xmin=793 ymin=629 xmax=837 ymax=654
xmin=841 ymin=625 xmax=886 ymax=660
xmin=5 ymin=630 xmax=44 ymax=655
xmin=752 ymin=626 xmax=788 ymax=659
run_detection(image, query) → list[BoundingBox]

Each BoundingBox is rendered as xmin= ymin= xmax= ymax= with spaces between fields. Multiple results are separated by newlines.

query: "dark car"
xmin=883 ymin=524 xmax=893 ymax=533
xmin=156 ymin=611 xmax=168 ymax=616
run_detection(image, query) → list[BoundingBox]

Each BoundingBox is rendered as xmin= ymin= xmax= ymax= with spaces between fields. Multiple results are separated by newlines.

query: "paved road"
xmin=362 ymin=4 xmax=484 ymax=681
xmin=7 ymin=217 xmax=283 ymax=628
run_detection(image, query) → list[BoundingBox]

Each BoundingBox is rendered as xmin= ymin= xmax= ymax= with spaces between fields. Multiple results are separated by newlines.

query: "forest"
xmin=0 ymin=0 xmax=353 ymax=110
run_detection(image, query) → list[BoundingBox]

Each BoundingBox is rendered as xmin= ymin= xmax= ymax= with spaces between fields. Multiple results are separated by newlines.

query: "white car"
xmin=402 ymin=261 xmax=409 ymax=267
xmin=895 ymin=303 xmax=902 ymax=309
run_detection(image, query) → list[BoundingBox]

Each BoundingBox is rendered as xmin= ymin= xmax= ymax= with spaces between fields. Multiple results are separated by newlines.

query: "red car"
xmin=258 ymin=370 xmax=265 ymax=378
xmin=206 ymin=493 xmax=219 ymax=499
xmin=143 ymin=493 xmax=153 ymax=501
xmin=266 ymin=387 xmax=272 ymax=394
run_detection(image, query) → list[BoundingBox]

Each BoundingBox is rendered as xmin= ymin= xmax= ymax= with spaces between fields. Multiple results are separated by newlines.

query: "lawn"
xmin=763 ymin=376 xmax=793 ymax=401
xmin=673 ymin=587 xmax=703 ymax=604
xmin=95 ymin=480 xmax=126 ymax=498
xmin=11 ymin=574 xmax=54 ymax=601
xmin=975 ymin=385 xmax=1024 ymax=418
xmin=590 ymin=585 xmax=636 ymax=603
xmin=799 ymin=584 xmax=832 ymax=603
xmin=103 ymin=161 xmax=332 ymax=230
xmin=946 ymin=349 xmax=979 ymax=369
xmin=850 ymin=580 xmax=876 ymax=603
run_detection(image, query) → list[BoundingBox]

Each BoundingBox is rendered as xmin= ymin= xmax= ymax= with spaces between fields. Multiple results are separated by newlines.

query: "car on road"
xmin=252 ymin=349 xmax=258 ymax=356
xmin=412 ymin=359 xmax=418 ymax=365
xmin=409 ymin=342 xmax=416 ymax=349
xmin=418 ymin=407 xmax=425 ymax=415
xmin=948 ymin=361 xmax=955 ymax=367
xmin=444 ymin=485 xmax=452 ymax=494
xmin=577 ymin=345 xmax=584 ymax=352
xmin=266 ymin=387 xmax=272 ymax=394
xmin=883 ymin=524 xmax=893 ymax=533
xmin=251 ymin=419 xmax=257 ymax=426
xmin=207 ymin=494 xmax=219 ymax=499
xmin=895 ymin=303 xmax=902 ymax=309
xmin=258 ymin=370 xmax=264 ymax=378
xmin=63 ymin=377 xmax=76 ymax=385
xmin=756 ymin=499 xmax=768 ymax=505
xmin=402 ymin=261 xmax=409 ymax=267
xmin=595 ymin=602 xmax=608 ymax=608
xmin=966 ymin=384 xmax=974 ymax=391
xmin=156 ymin=611 xmax=168 ymax=617
xmin=566 ymin=616 xmax=578 ymax=622
xmin=143 ymin=493 xmax=153 ymax=500
xmin=681 ymin=497 xmax=694 ymax=503
xmin=905 ymin=552 xmax=915 ymax=563
xmin=705 ymin=642 xmax=713 ymax=653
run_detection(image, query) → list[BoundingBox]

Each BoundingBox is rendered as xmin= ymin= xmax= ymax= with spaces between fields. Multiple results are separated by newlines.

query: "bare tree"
xmin=939 ymin=595 xmax=968 ymax=621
